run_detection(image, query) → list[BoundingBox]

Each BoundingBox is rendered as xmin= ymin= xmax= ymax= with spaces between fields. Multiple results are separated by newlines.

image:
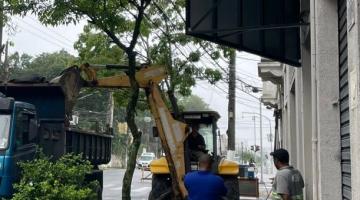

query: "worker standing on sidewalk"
xmin=270 ymin=149 xmax=304 ymax=200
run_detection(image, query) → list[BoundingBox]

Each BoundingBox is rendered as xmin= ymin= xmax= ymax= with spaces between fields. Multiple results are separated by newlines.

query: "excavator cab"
xmin=181 ymin=111 xmax=220 ymax=171
xmin=149 ymin=110 xmax=240 ymax=199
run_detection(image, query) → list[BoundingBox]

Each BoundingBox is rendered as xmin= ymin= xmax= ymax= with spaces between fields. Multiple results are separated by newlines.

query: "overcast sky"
xmin=4 ymin=15 xmax=275 ymax=153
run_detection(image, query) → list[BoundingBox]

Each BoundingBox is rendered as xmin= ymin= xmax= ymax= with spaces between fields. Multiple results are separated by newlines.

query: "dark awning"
xmin=186 ymin=0 xmax=302 ymax=67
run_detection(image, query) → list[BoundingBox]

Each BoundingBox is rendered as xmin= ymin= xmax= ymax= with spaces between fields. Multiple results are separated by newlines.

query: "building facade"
xmin=257 ymin=0 xmax=360 ymax=199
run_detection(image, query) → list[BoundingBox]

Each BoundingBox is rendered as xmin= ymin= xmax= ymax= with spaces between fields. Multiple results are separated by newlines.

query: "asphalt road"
xmin=102 ymin=168 xmax=273 ymax=200
xmin=103 ymin=168 xmax=152 ymax=200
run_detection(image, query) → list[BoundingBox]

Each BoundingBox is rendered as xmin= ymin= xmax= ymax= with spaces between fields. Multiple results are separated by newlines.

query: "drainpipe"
xmin=310 ymin=0 xmax=319 ymax=198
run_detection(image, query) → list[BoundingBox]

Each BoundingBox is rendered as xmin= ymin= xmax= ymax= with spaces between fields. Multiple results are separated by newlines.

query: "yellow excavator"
xmin=59 ymin=63 xmax=240 ymax=199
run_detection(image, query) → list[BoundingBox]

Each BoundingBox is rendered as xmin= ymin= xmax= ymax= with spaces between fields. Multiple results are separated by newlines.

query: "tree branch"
xmin=102 ymin=27 xmax=128 ymax=51
xmin=128 ymin=0 xmax=140 ymax=9
xmin=128 ymin=0 xmax=151 ymax=51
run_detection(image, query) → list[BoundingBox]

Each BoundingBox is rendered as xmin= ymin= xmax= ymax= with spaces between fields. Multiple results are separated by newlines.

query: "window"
xmin=15 ymin=109 xmax=36 ymax=148
xmin=139 ymin=156 xmax=154 ymax=161
xmin=0 ymin=114 xmax=11 ymax=149
xmin=198 ymin=124 xmax=214 ymax=153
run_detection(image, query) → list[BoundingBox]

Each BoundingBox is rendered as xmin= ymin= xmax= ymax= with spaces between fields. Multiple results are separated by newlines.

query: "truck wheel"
xmin=148 ymin=174 xmax=173 ymax=200
xmin=223 ymin=176 xmax=240 ymax=200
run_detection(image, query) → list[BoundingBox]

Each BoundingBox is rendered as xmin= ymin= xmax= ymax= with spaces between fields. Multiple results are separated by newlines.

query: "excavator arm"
xmin=62 ymin=64 xmax=189 ymax=198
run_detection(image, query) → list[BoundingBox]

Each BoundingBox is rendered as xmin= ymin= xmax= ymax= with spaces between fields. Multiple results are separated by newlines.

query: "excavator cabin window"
xmin=197 ymin=123 xmax=214 ymax=154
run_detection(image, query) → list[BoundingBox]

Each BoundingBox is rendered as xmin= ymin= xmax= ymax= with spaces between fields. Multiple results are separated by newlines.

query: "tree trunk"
xmin=122 ymin=52 xmax=142 ymax=200
xmin=167 ymin=89 xmax=180 ymax=119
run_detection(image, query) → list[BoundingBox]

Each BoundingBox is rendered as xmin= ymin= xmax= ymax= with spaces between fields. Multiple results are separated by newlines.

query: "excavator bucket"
xmin=50 ymin=66 xmax=85 ymax=122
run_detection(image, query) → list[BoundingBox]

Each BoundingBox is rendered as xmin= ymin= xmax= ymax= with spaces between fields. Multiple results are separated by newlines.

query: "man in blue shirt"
xmin=184 ymin=154 xmax=227 ymax=200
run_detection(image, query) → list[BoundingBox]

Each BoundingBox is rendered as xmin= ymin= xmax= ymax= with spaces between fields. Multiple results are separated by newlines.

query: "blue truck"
xmin=0 ymin=82 xmax=112 ymax=198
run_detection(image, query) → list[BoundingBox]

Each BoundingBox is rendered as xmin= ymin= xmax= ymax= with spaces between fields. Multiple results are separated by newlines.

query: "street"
xmin=103 ymin=168 xmax=273 ymax=200
xmin=103 ymin=168 xmax=152 ymax=200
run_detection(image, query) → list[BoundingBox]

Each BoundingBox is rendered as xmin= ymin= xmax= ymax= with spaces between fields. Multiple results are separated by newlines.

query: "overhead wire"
xmin=140 ymin=13 xmax=261 ymax=109
xmin=145 ymin=2 xmax=264 ymax=111
xmin=152 ymin=1 xmax=261 ymax=95
xmin=196 ymin=81 xmax=260 ymax=110
xmin=165 ymin=0 xmax=262 ymax=81
xmin=14 ymin=23 xmax=73 ymax=52
xmin=27 ymin=16 xmax=76 ymax=45
xmin=216 ymin=81 xmax=260 ymax=103
xmin=15 ymin=16 xmax=74 ymax=48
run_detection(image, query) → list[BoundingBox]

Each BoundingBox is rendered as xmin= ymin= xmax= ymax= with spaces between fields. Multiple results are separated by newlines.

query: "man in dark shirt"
xmin=184 ymin=154 xmax=227 ymax=200
xmin=188 ymin=124 xmax=206 ymax=160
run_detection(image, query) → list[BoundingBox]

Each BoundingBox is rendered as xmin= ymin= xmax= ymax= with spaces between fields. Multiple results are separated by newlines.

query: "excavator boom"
xmin=56 ymin=64 xmax=189 ymax=198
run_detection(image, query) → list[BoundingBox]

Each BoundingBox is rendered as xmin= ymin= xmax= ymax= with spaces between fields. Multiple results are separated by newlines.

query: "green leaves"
xmin=9 ymin=50 xmax=76 ymax=80
xmin=74 ymin=25 xmax=125 ymax=64
xmin=178 ymin=94 xmax=209 ymax=111
xmin=13 ymin=152 xmax=98 ymax=200
xmin=188 ymin=51 xmax=200 ymax=62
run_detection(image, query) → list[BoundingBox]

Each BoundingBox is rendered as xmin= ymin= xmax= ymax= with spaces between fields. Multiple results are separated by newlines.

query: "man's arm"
xmin=275 ymin=175 xmax=290 ymax=199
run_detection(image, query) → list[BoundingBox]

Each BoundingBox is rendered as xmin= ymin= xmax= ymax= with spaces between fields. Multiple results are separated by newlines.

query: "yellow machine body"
xmin=150 ymin=157 xmax=239 ymax=175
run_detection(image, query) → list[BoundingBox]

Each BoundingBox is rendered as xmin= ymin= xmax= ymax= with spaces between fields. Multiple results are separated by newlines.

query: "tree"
xmin=74 ymin=25 xmax=125 ymax=65
xmin=4 ymin=1 xmax=153 ymax=199
xmin=8 ymin=50 xmax=76 ymax=80
xmin=146 ymin=0 xmax=222 ymax=118
xmin=5 ymin=1 xmax=226 ymax=198
xmin=178 ymin=94 xmax=210 ymax=111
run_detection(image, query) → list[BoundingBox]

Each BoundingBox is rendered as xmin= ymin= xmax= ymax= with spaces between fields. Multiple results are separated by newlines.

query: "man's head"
xmin=270 ymin=148 xmax=289 ymax=169
xmin=198 ymin=154 xmax=212 ymax=171
xmin=191 ymin=124 xmax=199 ymax=137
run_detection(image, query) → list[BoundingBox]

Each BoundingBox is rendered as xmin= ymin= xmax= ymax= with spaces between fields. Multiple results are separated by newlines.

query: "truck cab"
xmin=0 ymin=96 xmax=38 ymax=197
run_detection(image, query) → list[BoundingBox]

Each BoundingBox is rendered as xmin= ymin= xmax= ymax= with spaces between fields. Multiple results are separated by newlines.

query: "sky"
xmin=4 ymin=15 xmax=275 ymax=153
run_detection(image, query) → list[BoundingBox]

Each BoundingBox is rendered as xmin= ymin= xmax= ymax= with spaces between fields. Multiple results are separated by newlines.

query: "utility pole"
xmin=227 ymin=49 xmax=236 ymax=159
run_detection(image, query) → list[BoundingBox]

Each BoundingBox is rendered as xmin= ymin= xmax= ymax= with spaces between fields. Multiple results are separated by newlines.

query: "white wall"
xmin=347 ymin=0 xmax=360 ymax=199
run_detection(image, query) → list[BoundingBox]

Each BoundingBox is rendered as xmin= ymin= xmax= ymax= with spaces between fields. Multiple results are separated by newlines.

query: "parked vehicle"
xmin=137 ymin=152 xmax=156 ymax=170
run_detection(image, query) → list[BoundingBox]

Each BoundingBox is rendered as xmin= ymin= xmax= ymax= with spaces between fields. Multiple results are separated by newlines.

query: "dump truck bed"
xmin=0 ymin=83 xmax=112 ymax=165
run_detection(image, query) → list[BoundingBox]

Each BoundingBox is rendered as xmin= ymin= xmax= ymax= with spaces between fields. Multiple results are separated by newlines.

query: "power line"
xmin=196 ymin=81 xmax=260 ymax=110
xmin=27 ymin=16 xmax=75 ymax=45
xmin=152 ymin=2 xmax=261 ymax=100
xmin=236 ymin=71 xmax=261 ymax=82
xmin=211 ymin=84 xmax=260 ymax=110
xmin=217 ymin=80 xmax=259 ymax=103
xmin=15 ymin=23 xmax=73 ymax=52
xmin=144 ymin=6 xmax=262 ymax=110
xmin=151 ymin=3 xmax=258 ymax=94
xmin=141 ymin=17 xmax=259 ymax=110
xmin=15 ymin=16 xmax=74 ymax=48
xmin=164 ymin=0 xmax=263 ymax=84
